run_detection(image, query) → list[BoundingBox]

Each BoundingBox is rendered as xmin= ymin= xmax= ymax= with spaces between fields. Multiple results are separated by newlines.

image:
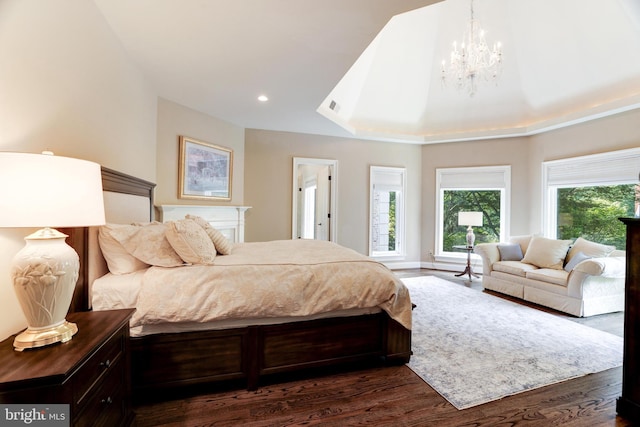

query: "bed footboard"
xmin=130 ymin=312 xmax=411 ymax=396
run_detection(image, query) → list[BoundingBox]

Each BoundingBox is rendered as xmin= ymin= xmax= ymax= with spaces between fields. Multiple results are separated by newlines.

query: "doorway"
xmin=292 ymin=158 xmax=337 ymax=241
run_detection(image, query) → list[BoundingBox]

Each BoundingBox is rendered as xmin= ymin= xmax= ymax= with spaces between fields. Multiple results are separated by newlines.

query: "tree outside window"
xmin=556 ymin=184 xmax=636 ymax=249
xmin=442 ymin=190 xmax=501 ymax=252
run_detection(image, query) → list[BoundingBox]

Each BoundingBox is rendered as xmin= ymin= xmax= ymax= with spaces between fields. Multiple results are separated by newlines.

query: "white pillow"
xmin=186 ymin=214 xmax=234 ymax=255
xmin=98 ymin=224 xmax=150 ymax=274
xmin=165 ymin=219 xmax=216 ymax=265
xmin=109 ymin=222 xmax=184 ymax=267
xmin=521 ymin=236 xmax=572 ymax=270
xmin=566 ymin=237 xmax=615 ymax=263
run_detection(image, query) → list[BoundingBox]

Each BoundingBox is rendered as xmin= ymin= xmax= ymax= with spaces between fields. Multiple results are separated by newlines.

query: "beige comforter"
xmin=130 ymin=239 xmax=412 ymax=330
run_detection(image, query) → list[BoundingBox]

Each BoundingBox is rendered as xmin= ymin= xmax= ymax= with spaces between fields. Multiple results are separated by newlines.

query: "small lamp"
xmin=458 ymin=211 xmax=483 ymax=247
xmin=0 ymin=152 xmax=105 ymax=351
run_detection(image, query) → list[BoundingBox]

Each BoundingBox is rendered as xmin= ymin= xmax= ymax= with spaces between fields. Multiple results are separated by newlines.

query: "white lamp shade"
xmin=0 ymin=152 xmax=105 ymax=228
xmin=458 ymin=211 xmax=483 ymax=227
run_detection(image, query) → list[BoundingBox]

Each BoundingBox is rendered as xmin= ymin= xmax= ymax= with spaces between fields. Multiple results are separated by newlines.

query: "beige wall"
xmin=244 ymin=130 xmax=422 ymax=260
xmin=0 ymin=0 xmax=157 ymax=341
xmin=155 ymin=98 xmax=245 ymax=209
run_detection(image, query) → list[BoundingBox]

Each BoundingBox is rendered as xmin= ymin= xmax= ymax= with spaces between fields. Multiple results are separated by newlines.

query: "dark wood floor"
xmin=133 ymin=269 xmax=631 ymax=426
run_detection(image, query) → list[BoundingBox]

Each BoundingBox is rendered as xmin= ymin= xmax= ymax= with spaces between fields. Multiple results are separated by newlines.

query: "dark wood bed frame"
xmin=67 ymin=167 xmax=411 ymax=396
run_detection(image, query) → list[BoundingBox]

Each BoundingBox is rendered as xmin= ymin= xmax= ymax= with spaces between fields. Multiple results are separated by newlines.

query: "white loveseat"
xmin=474 ymin=235 xmax=625 ymax=317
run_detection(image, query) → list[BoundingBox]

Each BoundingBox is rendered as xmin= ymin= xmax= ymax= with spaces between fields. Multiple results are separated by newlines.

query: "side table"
xmin=453 ymin=245 xmax=480 ymax=281
xmin=0 ymin=309 xmax=135 ymax=426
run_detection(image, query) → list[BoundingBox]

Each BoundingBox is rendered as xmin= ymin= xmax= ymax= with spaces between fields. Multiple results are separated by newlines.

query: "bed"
xmin=67 ymin=167 xmax=412 ymax=396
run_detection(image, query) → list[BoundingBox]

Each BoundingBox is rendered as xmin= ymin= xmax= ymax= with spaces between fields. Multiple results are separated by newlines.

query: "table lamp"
xmin=458 ymin=211 xmax=483 ymax=247
xmin=0 ymin=152 xmax=105 ymax=351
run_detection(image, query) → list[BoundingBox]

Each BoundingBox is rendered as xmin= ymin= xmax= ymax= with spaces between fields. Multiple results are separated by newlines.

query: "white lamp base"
xmin=466 ymin=226 xmax=476 ymax=247
xmin=13 ymin=321 xmax=78 ymax=352
xmin=11 ymin=228 xmax=80 ymax=351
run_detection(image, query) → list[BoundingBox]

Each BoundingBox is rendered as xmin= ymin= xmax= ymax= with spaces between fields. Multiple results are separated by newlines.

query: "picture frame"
xmin=179 ymin=136 xmax=233 ymax=200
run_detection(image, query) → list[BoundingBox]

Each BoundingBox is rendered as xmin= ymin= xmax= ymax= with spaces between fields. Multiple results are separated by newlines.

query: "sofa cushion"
xmin=521 ymin=236 xmax=572 ymax=270
xmin=490 ymin=270 xmax=532 ymax=290
xmin=498 ymin=243 xmax=524 ymax=261
xmin=525 ymin=268 xmax=570 ymax=286
xmin=566 ymin=237 xmax=616 ymax=263
xmin=610 ymin=250 xmax=626 ymax=258
xmin=563 ymin=251 xmax=591 ymax=272
xmin=493 ymin=261 xmax=538 ymax=277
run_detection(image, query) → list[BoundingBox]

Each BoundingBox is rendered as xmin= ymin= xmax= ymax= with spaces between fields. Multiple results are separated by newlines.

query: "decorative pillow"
xmin=165 ymin=219 xmax=216 ymax=265
xmin=566 ymin=237 xmax=615 ymax=263
xmin=521 ymin=236 xmax=572 ymax=270
xmin=509 ymin=235 xmax=534 ymax=257
xmin=564 ymin=251 xmax=591 ymax=272
xmin=186 ymin=214 xmax=234 ymax=255
xmin=98 ymin=224 xmax=150 ymax=274
xmin=109 ymin=222 xmax=184 ymax=267
xmin=497 ymin=243 xmax=524 ymax=261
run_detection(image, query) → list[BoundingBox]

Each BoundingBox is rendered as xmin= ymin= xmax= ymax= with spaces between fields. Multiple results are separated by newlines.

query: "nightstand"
xmin=0 ymin=309 xmax=135 ymax=427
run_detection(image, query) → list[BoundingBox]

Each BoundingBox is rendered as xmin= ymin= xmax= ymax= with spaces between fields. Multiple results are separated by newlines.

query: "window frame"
xmin=369 ymin=166 xmax=406 ymax=260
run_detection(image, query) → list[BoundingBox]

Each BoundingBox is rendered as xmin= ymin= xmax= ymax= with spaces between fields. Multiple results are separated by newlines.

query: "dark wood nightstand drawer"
xmin=73 ymin=326 xmax=125 ymax=409
xmin=75 ymin=357 xmax=127 ymax=427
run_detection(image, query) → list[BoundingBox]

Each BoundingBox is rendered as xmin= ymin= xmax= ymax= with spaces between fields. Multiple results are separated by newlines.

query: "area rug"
xmin=402 ymin=276 xmax=623 ymax=410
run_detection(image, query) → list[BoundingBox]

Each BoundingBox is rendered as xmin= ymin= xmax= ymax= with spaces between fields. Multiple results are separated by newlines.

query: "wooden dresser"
xmin=0 ymin=309 xmax=135 ymax=427
xmin=617 ymin=218 xmax=640 ymax=423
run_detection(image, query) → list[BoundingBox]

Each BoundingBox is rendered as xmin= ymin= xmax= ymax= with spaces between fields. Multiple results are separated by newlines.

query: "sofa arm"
xmin=567 ymin=256 xmax=626 ymax=299
xmin=474 ymin=243 xmax=500 ymax=275
xmin=573 ymin=256 xmax=625 ymax=278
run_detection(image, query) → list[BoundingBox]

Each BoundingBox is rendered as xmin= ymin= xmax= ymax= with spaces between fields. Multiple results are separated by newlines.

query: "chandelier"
xmin=441 ymin=0 xmax=502 ymax=96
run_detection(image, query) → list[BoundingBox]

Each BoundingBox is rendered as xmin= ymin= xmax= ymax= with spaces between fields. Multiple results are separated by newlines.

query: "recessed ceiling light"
xmin=258 ymin=95 xmax=269 ymax=102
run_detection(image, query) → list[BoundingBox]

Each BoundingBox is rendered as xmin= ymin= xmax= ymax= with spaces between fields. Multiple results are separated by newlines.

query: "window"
xmin=370 ymin=166 xmax=406 ymax=258
xmin=543 ymin=148 xmax=640 ymax=249
xmin=436 ymin=166 xmax=510 ymax=255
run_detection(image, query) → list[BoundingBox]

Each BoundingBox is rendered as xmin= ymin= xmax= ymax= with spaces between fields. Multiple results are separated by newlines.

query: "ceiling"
xmin=93 ymin=0 xmax=640 ymax=144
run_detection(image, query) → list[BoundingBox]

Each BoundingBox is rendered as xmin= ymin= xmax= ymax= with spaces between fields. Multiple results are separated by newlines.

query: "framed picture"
xmin=179 ymin=136 xmax=233 ymax=200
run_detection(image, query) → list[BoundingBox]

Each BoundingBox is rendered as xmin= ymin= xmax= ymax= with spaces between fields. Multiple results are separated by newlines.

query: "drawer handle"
xmin=100 ymin=359 xmax=111 ymax=369
xmin=101 ymin=396 xmax=113 ymax=405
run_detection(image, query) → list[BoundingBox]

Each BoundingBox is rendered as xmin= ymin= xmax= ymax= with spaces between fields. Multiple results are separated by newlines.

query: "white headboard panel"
xmin=104 ymin=191 xmax=152 ymax=224
xmin=156 ymin=205 xmax=251 ymax=243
